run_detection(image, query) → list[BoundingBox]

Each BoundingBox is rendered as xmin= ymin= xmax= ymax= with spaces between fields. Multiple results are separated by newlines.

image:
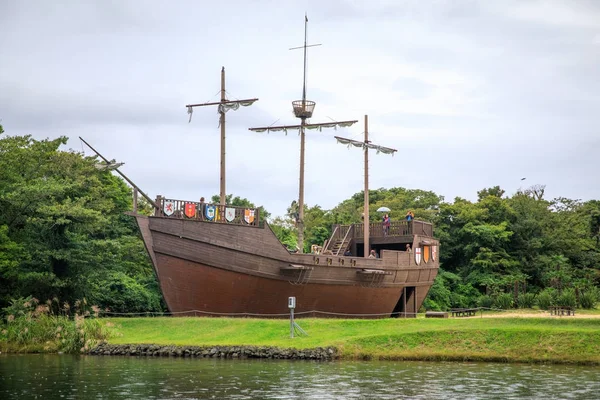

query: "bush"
xmin=1 ymin=297 xmax=115 ymax=353
xmin=494 ymin=293 xmax=513 ymax=309
xmin=516 ymin=293 xmax=536 ymax=309
xmin=422 ymin=273 xmax=452 ymax=311
xmin=2 ymin=296 xmax=37 ymax=319
xmin=557 ymin=288 xmax=577 ymax=308
xmin=451 ymin=283 xmax=480 ymax=309
xmin=536 ymin=288 xmax=556 ymax=310
xmin=89 ymin=272 xmax=164 ymax=315
xmin=579 ymin=289 xmax=598 ymax=309
xmin=422 ymin=299 xmax=442 ymax=311
xmin=476 ymin=295 xmax=493 ymax=309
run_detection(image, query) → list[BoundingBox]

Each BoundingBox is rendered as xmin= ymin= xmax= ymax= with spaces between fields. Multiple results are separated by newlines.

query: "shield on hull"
xmin=184 ymin=203 xmax=196 ymax=218
xmin=415 ymin=247 xmax=422 ymax=265
xmin=244 ymin=209 xmax=255 ymax=224
xmin=432 ymin=245 xmax=437 ymax=261
xmin=423 ymin=245 xmax=430 ymax=264
xmin=205 ymin=205 xmax=216 ymax=221
xmin=225 ymin=207 xmax=236 ymax=222
xmin=164 ymin=200 xmax=175 ymax=216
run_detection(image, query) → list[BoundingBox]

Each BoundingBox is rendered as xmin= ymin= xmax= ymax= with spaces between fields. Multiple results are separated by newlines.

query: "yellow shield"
xmin=423 ymin=245 xmax=430 ymax=263
xmin=244 ymin=209 xmax=255 ymax=224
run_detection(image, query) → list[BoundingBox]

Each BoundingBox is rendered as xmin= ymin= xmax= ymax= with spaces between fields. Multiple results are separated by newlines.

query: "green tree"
xmin=0 ymin=134 xmax=163 ymax=312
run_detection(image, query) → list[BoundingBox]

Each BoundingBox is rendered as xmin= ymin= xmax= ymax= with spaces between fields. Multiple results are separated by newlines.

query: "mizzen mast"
xmin=186 ymin=68 xmax=258 ymax=206
xmin=334 ymin=116 xmax=397 ymax=258
xmin=249 ymin=15 xmax=357 ymax=253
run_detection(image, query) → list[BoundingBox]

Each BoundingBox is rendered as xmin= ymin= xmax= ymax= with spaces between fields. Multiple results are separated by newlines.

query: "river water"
xmin=1 ymin=354 xmax=598 ymax=399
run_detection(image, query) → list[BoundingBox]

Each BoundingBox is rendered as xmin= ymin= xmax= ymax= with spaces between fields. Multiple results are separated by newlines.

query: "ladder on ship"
xmin=323 ymin=225 xmax=354 ymax=255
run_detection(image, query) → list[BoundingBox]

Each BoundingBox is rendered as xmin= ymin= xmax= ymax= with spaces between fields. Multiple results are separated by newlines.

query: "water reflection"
xmin=1 ymin=354 xmax=599 ymax=399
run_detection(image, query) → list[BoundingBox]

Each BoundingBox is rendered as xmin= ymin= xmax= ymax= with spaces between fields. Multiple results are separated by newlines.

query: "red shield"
xmin=184 ymin=203 xmax=196 ymax=218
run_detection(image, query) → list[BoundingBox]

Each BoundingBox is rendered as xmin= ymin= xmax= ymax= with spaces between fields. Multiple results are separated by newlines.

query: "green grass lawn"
xmin=105 ymin=315 xmax=600 ymax=364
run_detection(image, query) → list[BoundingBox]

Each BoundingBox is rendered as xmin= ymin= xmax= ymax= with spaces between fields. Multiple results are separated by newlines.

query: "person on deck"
xmin=406 ymin=244 xmax=412 ymax=252
xmin=383 ymin=213 xmax=391 ymax=236
xmin=344 ymin=249 xmax=352 ymax=256
xmin=406 ymin=210 xmax=414 ymax=234
xmin=199 ymin=197 xmax=205 ymax=220
xmin=369 ymin=250 xmax=377 ymax=259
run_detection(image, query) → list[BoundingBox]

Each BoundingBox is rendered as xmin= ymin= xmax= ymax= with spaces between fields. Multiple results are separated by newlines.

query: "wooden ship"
xmin=82 ymin=16 xmax=440 ymax=318
xmin=134 ymin=198 xmax=439 ymax=318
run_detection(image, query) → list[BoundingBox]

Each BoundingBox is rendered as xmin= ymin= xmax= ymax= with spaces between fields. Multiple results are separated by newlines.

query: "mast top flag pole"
xmin=249 ymin=14 xmax=357 ymax=253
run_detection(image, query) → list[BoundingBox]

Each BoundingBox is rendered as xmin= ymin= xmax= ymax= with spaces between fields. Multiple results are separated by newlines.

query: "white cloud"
xmin=1 ymin=0 xmax=599 ymax=217
xmin=492 ymin=0 xmax=600 ymax=28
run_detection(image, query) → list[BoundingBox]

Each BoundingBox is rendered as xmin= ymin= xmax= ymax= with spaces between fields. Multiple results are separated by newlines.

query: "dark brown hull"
xmin=136 ymin=215 xmax=439 ymax=318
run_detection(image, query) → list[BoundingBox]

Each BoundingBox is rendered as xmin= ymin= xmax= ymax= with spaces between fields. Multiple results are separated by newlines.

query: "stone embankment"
xmin=89 ymin=343 xmax=338 ymax=360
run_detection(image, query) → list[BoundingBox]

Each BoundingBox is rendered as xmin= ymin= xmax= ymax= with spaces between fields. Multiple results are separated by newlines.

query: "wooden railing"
xmin=338 ymin=224 xmax=353 ymax=240
xmin=413 ymin=220 xmax=434 ymax=237
xmin=154 ymin=196 xmax=261 ymax=227
xmin=334 ymin=220 xmax=433 ymax=238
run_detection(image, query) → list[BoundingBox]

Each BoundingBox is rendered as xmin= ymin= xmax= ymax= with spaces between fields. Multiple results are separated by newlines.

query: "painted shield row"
xmin=415 ymin=245 xmax=437 ymax=265
xmin=163 ymin=201 xmax=255 ymax=223
xmin=205 ymin=206 xmax=255 ymax=223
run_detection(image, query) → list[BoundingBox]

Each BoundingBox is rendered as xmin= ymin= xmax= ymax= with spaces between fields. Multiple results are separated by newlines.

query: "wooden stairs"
xmin=322 ymin=225 xmax=354 ymax=256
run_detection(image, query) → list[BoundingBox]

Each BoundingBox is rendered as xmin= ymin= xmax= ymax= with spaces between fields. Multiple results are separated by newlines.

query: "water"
xmin=1 ymin=354 xmax=599 ymax=399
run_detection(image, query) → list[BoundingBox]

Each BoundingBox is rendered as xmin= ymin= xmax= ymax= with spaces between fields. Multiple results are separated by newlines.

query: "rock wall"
xmin=89 ymin=343 xmax=338 ymax=360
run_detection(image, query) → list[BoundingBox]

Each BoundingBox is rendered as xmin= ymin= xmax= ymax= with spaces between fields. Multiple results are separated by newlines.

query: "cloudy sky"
xmin=1 ymin=0 xmax=599 ymax=217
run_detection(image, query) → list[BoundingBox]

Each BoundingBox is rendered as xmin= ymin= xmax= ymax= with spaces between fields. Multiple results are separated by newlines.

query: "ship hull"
xmin=136 ymin=215 xmax=438 ymax=318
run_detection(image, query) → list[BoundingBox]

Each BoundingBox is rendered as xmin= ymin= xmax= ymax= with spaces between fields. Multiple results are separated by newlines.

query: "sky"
xmin=1 ymin=0 xmax=599 ymax=218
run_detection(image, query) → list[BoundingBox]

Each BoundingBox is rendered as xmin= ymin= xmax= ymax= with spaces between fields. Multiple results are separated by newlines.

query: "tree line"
xmin=291 ymin=185 xmax=600 ymax=310
xmin=0 ymin=132 xmax=163 ymax=314
xmin=1 ymin=132 xmax=598 ymax=314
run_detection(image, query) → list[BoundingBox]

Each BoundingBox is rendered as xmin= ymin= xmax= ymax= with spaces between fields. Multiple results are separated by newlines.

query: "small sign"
xmin=288 ymin=296 xmax=296 ymax=309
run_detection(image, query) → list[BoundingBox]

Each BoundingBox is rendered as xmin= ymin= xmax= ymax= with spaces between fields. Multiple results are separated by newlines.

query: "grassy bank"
xmin=104 ymin=315 xmax=600 ymax=364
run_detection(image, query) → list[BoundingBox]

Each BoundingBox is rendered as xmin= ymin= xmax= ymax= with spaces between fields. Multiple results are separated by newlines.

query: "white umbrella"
xmin=376 ymin=206 xmax=391 ymax=212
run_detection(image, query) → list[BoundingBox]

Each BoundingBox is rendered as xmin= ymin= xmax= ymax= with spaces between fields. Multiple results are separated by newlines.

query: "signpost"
xmin=289 ymin=296 xmax=296 ymax=338
xmin=288 ymin=296 xmax=307 ymax=338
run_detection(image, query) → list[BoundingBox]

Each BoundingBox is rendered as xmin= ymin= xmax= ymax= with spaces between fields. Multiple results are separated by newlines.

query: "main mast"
xmin=249 ymin=15 xmax=357 ymax=253
xmin=296 ymin=14 xmax=312 ymax=255
xmin=335 ymin=116 xmax=397 ymax=257
xmin=186 ymin=68 xmax=258 ymax=206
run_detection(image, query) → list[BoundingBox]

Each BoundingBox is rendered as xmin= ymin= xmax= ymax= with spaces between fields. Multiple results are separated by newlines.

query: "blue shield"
xmin=205 ymin=205 xmax=216 ymax=221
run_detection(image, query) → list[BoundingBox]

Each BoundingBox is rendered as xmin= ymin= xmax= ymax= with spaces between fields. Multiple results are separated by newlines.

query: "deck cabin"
xmin=318 ymin=220 xmax=434 ymax=258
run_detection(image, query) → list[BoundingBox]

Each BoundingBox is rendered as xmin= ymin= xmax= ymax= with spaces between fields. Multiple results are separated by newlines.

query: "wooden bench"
xmin=425 ymin=311 xmax=448 ymax=318
xmin=549 ymin=306 xmax=575 ymax=316
xmin=450 ymin=308 xmax=478 ymax=317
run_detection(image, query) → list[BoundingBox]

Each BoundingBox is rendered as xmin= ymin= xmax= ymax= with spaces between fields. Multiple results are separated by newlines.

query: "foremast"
xmin=186 ymin=68 xmax=258 ymax=206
